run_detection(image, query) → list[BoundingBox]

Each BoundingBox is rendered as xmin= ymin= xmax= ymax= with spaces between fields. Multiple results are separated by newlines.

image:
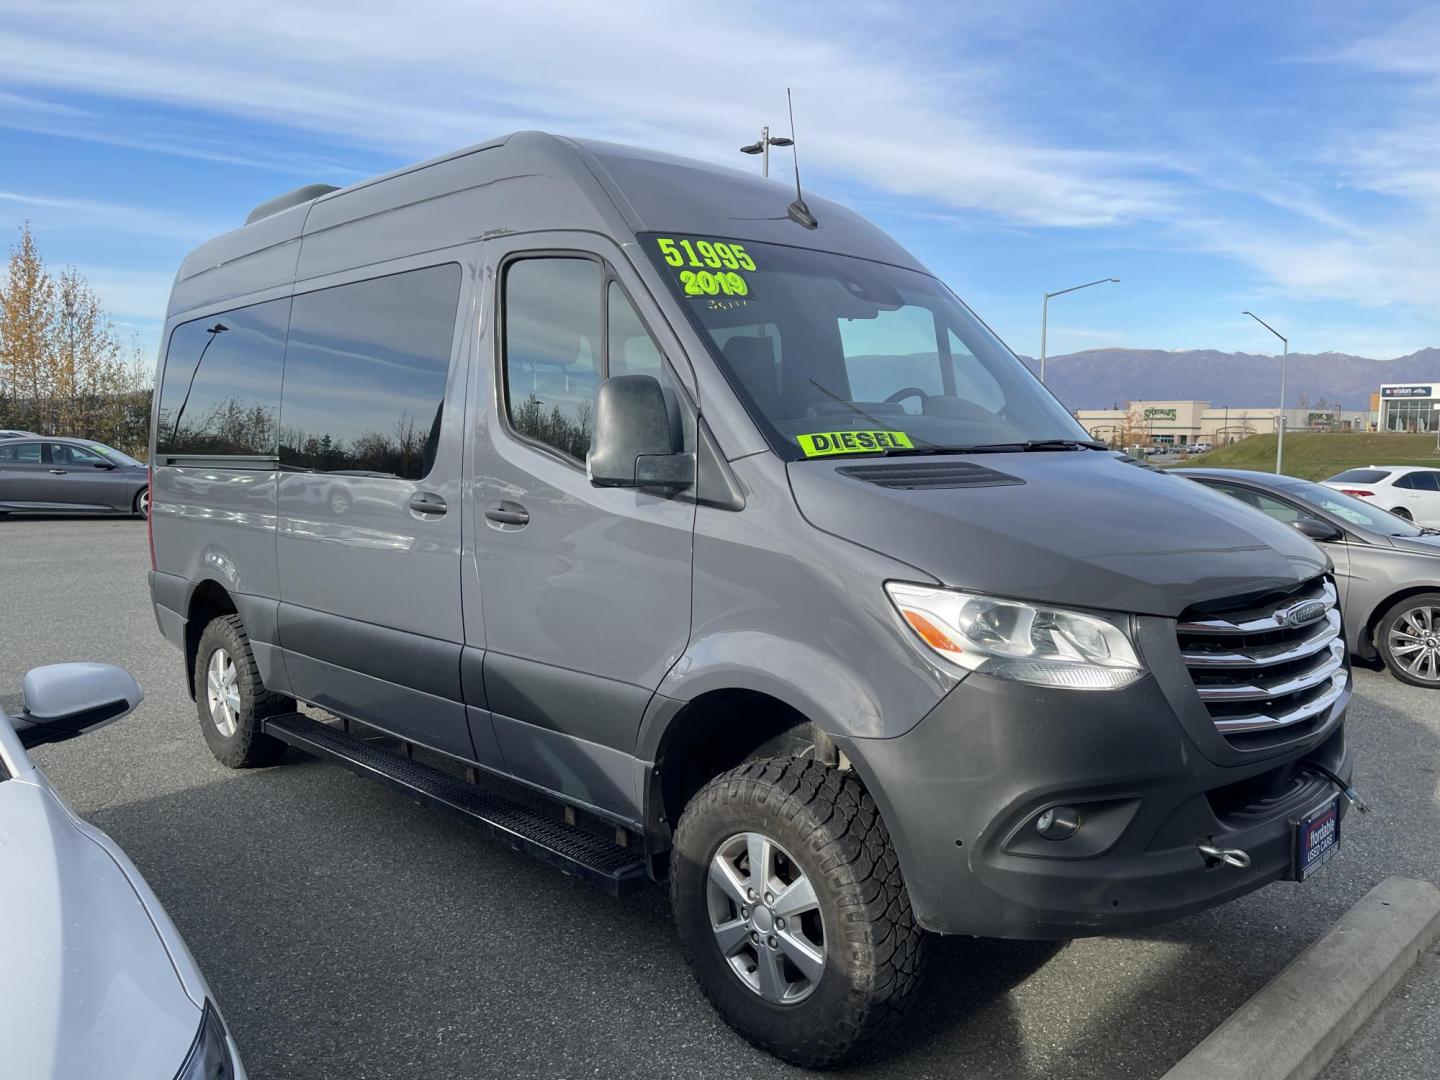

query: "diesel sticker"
xmin=796 ymin=430 xmax=914 ymax=457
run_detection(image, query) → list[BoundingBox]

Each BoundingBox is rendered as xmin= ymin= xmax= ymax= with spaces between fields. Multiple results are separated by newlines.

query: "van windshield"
xmin=642 ymin=234 xmax=1089 ymax=460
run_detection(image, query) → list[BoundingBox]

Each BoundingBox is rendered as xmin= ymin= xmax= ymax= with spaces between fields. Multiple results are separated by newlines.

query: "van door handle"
xmin=49 ymin=468 xmax=67 ymax=474
xmin=408 ymin=492 xmax=447 ymax=516
xmin=483 ymin=500 xmax=529 ymax=526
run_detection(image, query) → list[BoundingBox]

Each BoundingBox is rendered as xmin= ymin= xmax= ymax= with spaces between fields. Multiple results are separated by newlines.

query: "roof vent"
xmin=836 ymin=461 xmax=1025 ymax=490
xmin=245 ymin=183 xmax=340 ymax=225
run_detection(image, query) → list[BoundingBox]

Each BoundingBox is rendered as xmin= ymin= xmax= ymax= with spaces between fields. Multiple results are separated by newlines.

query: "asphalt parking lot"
xmin=4 ymin=515 xmax=1439 ymax=1080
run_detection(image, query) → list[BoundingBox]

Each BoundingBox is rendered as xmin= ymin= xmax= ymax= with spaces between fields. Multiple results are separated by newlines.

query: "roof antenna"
xmin=783 ymin=88 xmax=817 ymax=229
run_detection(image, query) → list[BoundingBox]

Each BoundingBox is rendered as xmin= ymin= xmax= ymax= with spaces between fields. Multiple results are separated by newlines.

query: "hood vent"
xmin=836 ymin=461 xmax=1025 ymax=490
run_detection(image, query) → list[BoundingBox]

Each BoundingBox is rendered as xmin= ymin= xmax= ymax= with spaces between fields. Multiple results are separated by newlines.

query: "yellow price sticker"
xmin=795 ymin=430 xmax=914 ymax=457
xmin=656 ymin=236 xmax=757 ymax=299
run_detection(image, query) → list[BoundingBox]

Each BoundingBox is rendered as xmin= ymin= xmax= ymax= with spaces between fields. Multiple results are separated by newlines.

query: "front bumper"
xmin=837 ymin=667 xmax=1351 ymax=939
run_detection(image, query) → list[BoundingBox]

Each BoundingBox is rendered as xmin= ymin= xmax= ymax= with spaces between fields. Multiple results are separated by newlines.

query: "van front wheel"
xmin=670 ymin=758 xmax=926 ymax=1067
xmin=194 ymin=614 xmax=290 ymax=767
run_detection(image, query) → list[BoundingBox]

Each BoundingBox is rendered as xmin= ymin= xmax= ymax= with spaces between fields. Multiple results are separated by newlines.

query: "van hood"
xmin=787 ymin=451 xmax=1327 ymax=618
xmin=0 ymin=775 xmax=200 ymax=1080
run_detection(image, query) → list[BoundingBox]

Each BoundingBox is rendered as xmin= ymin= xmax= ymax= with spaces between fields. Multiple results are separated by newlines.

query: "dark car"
xmin=1180 ymin=467 xmax=1440 ymax=687
xmin=0 ymin=436 xmax=149 ymax=518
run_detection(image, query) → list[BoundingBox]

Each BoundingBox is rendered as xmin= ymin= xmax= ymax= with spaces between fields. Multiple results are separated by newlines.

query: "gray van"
xmin=149 ymin=132 xmax=1354 ymax=1066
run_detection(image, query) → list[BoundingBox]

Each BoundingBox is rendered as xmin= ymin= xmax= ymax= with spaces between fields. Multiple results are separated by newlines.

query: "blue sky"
xmin=3 ymin=1 xmax=1439 ymax=365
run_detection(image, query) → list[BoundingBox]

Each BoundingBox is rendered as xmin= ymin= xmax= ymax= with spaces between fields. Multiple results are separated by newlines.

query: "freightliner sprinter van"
xmin=149 ymin=132 xmax=1355 ymax=1066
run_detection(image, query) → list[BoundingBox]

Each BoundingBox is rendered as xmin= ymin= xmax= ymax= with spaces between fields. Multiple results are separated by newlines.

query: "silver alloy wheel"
xmin=206 ymin=648 xmax=241 ymax=737
xmin=707 ymin=831 xmax=826 ymax=1005
xmin=1388 ymin=605 xmax=1440 ymax=681
xmin=138 ymin=489 xmax=150 ymax=517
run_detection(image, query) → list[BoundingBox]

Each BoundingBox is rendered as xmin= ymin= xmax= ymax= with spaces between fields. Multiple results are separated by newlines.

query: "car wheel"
xmin=670 ymin=758 xmax=926 ymax=1067
xmin=194 ymin=614 xmax=292 ymax=766
xmin=1390 ymin=506 xmax=1412 ymax=521
xmin=1377 ymin=592 xmax=1440 ymax=687
xmin=133 ymin=487 xmax=150 ymax=519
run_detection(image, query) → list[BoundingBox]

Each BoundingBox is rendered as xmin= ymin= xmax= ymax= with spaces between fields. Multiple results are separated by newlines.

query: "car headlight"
xmin=885 ymin=583 xmax=1146 ymax=690
xmin=176 ymin=1001 xmax=238 ymax=1080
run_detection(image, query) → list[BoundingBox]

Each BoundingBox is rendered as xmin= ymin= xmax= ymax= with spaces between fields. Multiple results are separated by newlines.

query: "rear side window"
xmin=1328 ymin=469 xmax=1390 ymax=484
xmin=156 ymin=299 xmax=288 ymax=455
xmin=280 ymin=264 xmax=461 ymax=480
xmin=0 ymin=441 xmax=41 ymax=463
xmin=1396 ymin=471 xmax=1440 ymax=491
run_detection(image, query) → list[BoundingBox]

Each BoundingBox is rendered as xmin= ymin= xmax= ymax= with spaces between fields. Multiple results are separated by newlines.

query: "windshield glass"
xmin=1288 ymin=480 xmax=1423 ymax=536
xmin=642 ymin=234 xmax=1087 ymax=460
xmin=88 ymin=443 xmax=142 ymax=467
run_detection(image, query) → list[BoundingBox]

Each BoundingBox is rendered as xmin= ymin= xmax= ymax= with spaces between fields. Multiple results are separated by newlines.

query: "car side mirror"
xmin=587 ymin=374 xmax=694 ymax=491
xmin=1293 ymin=518 xmax=1344 ymax=543
xmin=92 ymin=460 xmax=115 ymax=469
xmin=11 ymin=663 xmax=142 ymax=750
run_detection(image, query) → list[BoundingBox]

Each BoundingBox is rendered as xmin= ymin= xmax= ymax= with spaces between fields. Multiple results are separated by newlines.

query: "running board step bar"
xmin=261 ymin=712 xmax=651 ymax=896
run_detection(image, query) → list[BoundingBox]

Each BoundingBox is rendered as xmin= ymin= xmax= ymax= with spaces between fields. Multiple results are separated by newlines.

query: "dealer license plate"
xmin=1295 ymin=796 xmax=1341 ymax=881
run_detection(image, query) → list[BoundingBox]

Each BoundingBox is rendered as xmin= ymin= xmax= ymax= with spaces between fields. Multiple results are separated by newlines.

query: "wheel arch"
xmin=1367 ymin=586 xmax=1440 ymax=652
xmin=183 ymin=578 xmax=239 ymax=699
xmin=642 ymin=687 xmax=841 ymax=869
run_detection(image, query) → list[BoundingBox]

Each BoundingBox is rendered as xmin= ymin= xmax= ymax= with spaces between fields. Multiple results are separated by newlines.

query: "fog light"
xmin=1036 ymin=805 xmax=1081 ymax=840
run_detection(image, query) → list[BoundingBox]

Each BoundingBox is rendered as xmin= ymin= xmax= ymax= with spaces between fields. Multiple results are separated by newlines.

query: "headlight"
xmin=884 ymin=583 xmax=1146 ymax=690
xmin=176 ymin=1001 xmax=238 ymax=1080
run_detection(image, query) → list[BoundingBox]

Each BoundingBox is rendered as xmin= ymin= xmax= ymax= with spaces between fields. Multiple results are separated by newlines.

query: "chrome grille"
xmin=1177 ymin=577 xmax=1347 ymax=740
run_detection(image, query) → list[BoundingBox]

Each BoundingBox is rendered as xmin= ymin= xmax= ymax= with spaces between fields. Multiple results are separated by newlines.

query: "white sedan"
xmin=1323 ymin=465 xmax=1440 ymax=527
xmin=0 ymin=663 xmax=246 ymax=1079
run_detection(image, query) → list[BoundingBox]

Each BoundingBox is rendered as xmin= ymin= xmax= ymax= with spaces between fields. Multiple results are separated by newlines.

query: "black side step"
xmin=262 ymin=712 xmax=651 ymax=896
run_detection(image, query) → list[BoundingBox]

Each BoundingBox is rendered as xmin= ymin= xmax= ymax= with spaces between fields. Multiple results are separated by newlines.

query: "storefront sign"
xmin=1142 ymin=407 xmax=1178 ymax=420
xmin=1381 ymin=385 xmax=1434 ymax=398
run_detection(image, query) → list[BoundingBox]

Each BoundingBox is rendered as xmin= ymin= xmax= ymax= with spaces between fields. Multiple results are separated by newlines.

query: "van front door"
xmin=468 ymin=235 xmax=696 ymax=820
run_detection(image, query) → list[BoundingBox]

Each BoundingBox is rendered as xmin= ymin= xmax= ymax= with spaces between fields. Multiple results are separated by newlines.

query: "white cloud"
xmin=0 ymin=189 xmax=223 ymax=242
xmin=0 ymin=1 xmax=1179 ymax=228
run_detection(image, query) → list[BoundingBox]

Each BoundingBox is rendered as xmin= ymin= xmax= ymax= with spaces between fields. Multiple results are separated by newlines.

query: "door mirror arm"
xmin=587 ymin=374 xmax=694 ymax=492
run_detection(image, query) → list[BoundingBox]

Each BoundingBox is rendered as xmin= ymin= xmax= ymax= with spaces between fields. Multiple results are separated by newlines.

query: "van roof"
xmin=168 ymin=131 xmax=925 ymax=320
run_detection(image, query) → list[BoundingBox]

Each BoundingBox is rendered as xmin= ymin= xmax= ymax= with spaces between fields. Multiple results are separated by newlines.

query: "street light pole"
xmin=739 ymin=125 xmax=794 ymax=178
xmin=1242 ymin=311 xmax=1289 ymax=474
xmin=1041 ymin=277 xmax=1120 ymax=384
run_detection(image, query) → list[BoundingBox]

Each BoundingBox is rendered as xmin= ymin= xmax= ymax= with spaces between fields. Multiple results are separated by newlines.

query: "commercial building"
xmin=1379 ymin=383 xmax=1440 ymax=432
xmin=1074 ymin=400 xmax=1371 ymax=447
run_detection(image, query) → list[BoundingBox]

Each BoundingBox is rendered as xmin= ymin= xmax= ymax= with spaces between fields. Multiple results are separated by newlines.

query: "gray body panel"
xmin=0 ymin=710 xmax=246 ymax=1080
xmin=150 ymin=131 xmax=1346 ymax=939
xmin=1181 ymin=467 xmax=1440 ymax=655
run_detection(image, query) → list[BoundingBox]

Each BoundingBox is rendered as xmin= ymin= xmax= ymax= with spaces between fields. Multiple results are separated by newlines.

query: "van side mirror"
xmin=587 ymin=374 xmax=694 ymax=491
xmin=1292 ymin=518 xmax=1344 ymax=543
xmin=11 ymin=662 xmax=142 ymax=750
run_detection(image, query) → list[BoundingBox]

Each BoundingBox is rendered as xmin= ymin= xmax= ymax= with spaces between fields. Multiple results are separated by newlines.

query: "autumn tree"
xmin=0 ymin=222 xmax=151 ymax=453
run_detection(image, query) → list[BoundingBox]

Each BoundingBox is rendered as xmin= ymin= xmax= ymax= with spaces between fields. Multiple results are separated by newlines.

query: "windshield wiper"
xmin=1015 ymin=438 xmax=1109 ymax=451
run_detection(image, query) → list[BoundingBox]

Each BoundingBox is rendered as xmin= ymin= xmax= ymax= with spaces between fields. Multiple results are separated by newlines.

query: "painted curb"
xmin=1161 ymin=875 xmax=1440 ymax=1080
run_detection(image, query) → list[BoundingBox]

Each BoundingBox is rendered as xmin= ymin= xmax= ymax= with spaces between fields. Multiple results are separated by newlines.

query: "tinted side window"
xmin=0 ymin=441 xmax=41 ymax=463
xmin=50 ymin=443 xmax=105 ymax=466
xmin=1405 ymin=471 xmax=1440 ymax=491
xmin=156 ymin=299 xmax=288 ymax=455
xmin=503 ymin=259 xmax=603 ymax=460
xmin=280 ymin=264 xmax=461 ymax=481
xmin=608 ymin=281 xmax=664 ymax=380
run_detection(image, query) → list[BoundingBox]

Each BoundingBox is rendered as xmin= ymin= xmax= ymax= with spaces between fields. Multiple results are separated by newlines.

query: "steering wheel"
xmin=885 ymin=387 xmax=930 ymax=407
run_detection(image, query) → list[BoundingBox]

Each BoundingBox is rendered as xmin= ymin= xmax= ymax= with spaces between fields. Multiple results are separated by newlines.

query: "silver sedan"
xmin=1180 ymin=467 xmax=1440 ymax=687
xmin=0 ymin=436 xmax=149 ymax=518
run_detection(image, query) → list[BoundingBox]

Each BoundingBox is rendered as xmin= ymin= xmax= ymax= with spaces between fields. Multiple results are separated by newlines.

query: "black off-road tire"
xmin=670 ymin=758 xmax=927 ymax=1067
xmin=194 ymin=614 xmax=291 ymax=767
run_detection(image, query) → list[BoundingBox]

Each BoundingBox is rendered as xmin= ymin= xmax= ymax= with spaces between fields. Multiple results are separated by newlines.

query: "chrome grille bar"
xmin=1177 ymin=576 xmax=1345 ymax=741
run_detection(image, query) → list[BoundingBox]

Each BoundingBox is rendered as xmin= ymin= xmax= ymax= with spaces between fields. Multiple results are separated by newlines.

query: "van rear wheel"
xmin=670 ymin=758 xmax=926 ymax=1067
xmin=194 ymin=614 xmax=291 ymax=767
